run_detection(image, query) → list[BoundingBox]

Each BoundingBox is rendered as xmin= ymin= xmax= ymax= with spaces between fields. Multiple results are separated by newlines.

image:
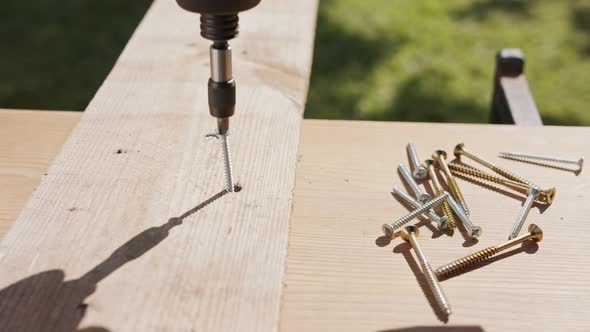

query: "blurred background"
xmin=1 ymin=0 xmax=589 ymax=125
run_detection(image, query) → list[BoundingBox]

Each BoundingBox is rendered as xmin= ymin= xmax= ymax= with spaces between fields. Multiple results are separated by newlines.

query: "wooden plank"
xmin=0 ymin=0 xmax=317 ymax=331
xmin=281 ymin=119 xmax=590 ymax=332
xmin=0 ymin=109 xmax=80 ymax=239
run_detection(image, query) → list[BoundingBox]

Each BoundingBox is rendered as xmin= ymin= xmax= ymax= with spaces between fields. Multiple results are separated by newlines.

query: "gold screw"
xmin=434 ymin=224 xmax=543 ymax=279
xmin=423 ymin=159 xmax=457 ymax=229
xmin=433 ymin=150 xmax=470 ymax=216
xmin=401 ymin=225 xmax=452 ymax=317
xmin=454 ymin=143 xmax=536 ymax=187
xmin=448 ymin=162 xmax=556 ymax=204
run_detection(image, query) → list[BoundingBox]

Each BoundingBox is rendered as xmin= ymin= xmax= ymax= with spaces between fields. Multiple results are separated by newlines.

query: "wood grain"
xmin=282 ymin=120 xmax=590 ymax=332
xmin=0 ymin=0 xmax=317 ymax=331
xmin=0 ymin=109 xmax=80 ymax=239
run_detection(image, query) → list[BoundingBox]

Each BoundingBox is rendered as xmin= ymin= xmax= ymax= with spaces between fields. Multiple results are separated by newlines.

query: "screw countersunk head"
xmin=382 ymin=224 xmax=394 ymax=238
xmin=432 ymin=150 xmax=448 ymax=161
xmin=470 ymin=226 xmax=483 ymax=239
xmin=528 ymin=223 xmax=543 ymax=242
xmin=413 ymin=167 xmax=428 ymax=180
xmin=401 ymin=225 xmax=419 ymax=242
xmin=579 ymin=158 xmax=584 ymax=169
xmin=454 ymin=143 xmax=465 ymax=157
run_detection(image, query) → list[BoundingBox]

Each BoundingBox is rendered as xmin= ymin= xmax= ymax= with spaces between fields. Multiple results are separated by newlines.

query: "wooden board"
xmin=0 ymin=0 xmax=317 ymax=331
xmin=281 ymin=119 xmax=590 ymax=332
xmin=0 ymin=109 xmax=80 ymax=238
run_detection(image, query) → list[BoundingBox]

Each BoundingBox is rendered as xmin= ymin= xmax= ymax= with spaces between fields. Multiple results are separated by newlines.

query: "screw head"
xmin=401 ymin=225 xmax=419 ymax=242
xmin=422 ymin=159 xmax=435 ymax=167
xmin=541 ymin=187 xmax=557 ymax=205
xmin=418 ymin=193 xmax=433 ymax=204
xmin=382 ymin=224 xmax=394 ymax=237
xmin=438 ymin=216 xmax=450 ymax=231
xmin=413 ymin=166 xmax=428 ymax=180
xmin=454 ymin=143 xmax=465 ymax=158
xmin=578 ymin=158 xmax=584 ymax=169
xmin=432 ymin=150 xmax=448 ymax=161
xmin=528 ymin=223 xmax=543 ymax=242
xmin=469 ymin=226 xmax=483 ymax=239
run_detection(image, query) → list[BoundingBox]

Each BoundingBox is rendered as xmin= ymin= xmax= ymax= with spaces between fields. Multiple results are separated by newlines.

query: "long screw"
xmin=424 ymin=159 xmax=457 ymax=229
xmin=398 ymin=164 xmax=431 ymax=203
xmin=508 ymin=187 xmax=540 ymax=240
xmin=407 ymin=143 xmax=428 ymax=180
xmin=433 ymin=150 xmax=469 ymax=216
xmin=499 ymin=151 xmax=584 ymax=171
xmin=401 ymin=225 xmax=452 ymax=317
xmin=448 ymin=162 xmax=556 ymax=204
xmin=218 ymin=128 xmax=235 ymax=193
xmin=435 ymin=224 xmax=543 ymax=279
xmin=445 ymin=194 xmax=482 ymax=239
xmin=454 ymin=143 xmax=536 ymax=187
xmin=382 ymin=192 xmax=449 ymax=237
xmin=392 ymin=187 xmax=450 ymax=230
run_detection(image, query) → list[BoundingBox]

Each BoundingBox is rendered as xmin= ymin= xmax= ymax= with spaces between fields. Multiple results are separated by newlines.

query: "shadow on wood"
xmin=0 ymin=188 xmax=232 ymax=331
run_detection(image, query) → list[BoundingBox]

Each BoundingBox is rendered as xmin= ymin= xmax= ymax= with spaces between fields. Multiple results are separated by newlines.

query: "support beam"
xmin=0 ymin=0 xmax=317 ymax=331
xmin=489 ymin=49 xmax=543 ymax=126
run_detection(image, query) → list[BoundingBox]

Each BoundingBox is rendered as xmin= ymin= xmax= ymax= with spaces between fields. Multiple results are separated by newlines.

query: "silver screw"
xmin=499 ymin=151 xmax=584 ymax=171
xmin=382 ymin=192 xmax=449 ymax=237
xmin=220 ymin=133 xmax=235 ymax=193
xmin=407 ymin=143 xmax=428 ymax=180
xmin=392 ymin=187 xmax=450 ymax=230
xmin=445 ymin=194 xmax=482 ymax=239
xmin=398 ymin=164 xmax=432 ymax=203
xmin=401 ymin=225 xmax=452 ymax=318
xmin=508 ymin=187 xmax=540 ymax=240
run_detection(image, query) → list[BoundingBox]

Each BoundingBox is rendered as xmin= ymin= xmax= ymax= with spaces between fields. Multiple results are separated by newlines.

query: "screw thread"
xmin=385 ymin=193 xmax=448 ymax=234
xmin=500 ymin=152 xmax=582 ymax=166
xmin=423 ymin=262 xmax=452 ymax=316
xmin=508 ymin=191 xmax=536 ymax=239
xmin=392 ymin=188 xmax=446 ymax=226
xmin=220 ymin=134 xmax=235 ymax=193
xmin=446 ymin=177 xmax=469 ymax=216
xmin=449 ymin=162 xmax=509 ymax=185
xmin=490 ymin=165 xmax=536 ymax=187
xmin=435 ymin=246 xmax=499 ymax=278
xmin=435 ymin=188 xmax=456 ymax=229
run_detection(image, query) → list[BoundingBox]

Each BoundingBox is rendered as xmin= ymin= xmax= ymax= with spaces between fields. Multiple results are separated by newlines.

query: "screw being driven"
xmin=398 ymin=164 xmax=432 ymax=203
xmin=392 ymin=187 xmax=449 ymax=230
xmin=424 ymin=159 xmax=457 ymax=229
xmin=382 ymin=192 xmax=449 ymax=237
xmin=435 ymin=224 xmax=543 ymax=279
xmin=499 ymin=151 xmax=584 ymax=171
xmin=401 ymin=225 xmax=452 ymax=318
xmin=433 ymin=150 xmax=469 ymax=216
xmin=454 ymin=143 xmax=536 ymax=187
xmin=407 ymin=143 xmax=428 ymax=180
xmin=448 ymin=162 xmax=556 ymax=204
xmin=508 ymin=187 xmax=540 ymax=239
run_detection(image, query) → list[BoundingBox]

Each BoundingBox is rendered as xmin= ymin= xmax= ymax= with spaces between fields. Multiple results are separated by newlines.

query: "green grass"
xmin=0 ymin=0 xmax=151 ymax=111
xmin=306 ymin=0 xmax=590 ymax=125
xmin=1 ymin=0 xmax=588 ymax=125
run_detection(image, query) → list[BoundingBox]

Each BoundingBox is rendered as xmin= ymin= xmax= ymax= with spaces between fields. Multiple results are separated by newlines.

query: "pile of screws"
xmin=384 ymin=142 xmax=583 ymax=320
